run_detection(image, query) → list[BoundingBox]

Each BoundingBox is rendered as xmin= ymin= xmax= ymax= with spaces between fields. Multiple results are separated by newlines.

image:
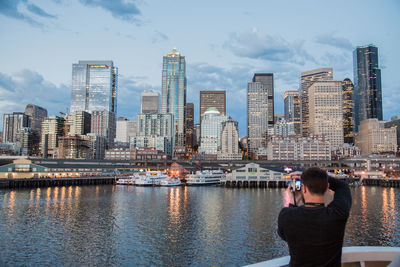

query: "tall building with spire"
xmin=70 ymin=60 xmax=118 ymax=114
xmin=300 ymin=68 xmax=333 ymax=137
xmin=353 ymin=45 xmax=382 ymax=132
xmin=161 ymin=48 xmax=187 ymax=155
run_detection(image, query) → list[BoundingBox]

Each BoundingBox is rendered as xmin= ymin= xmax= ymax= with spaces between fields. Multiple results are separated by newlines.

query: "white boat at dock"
xmin=116 ymin=174 xmax=140 ymax=185
xmin=160 ymin=177 xmax=181 ymax=186
xmin=186 ymin=170 xmax=225 ymax=186
xmin=135 ymin=171 xmax=169 ymax=186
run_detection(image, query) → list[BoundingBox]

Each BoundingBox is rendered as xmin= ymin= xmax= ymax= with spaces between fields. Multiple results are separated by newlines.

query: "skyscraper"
xmin=68 ymin=111 xmax=91 ymax=136
xmin=185 ymin=103 xmax=195 ymax=156
xmin=2 ymin=112 xmax=30 ymax=143
xmin=70 ymin=60 xmax=118 ymax=114
xmin=161 ymin=48 xmax=186 ymax=155
xmin=247 ymin=73 xmax=273 ymax=158
xmin=41 ymin=116 xmax=65 ymax=158
xmin=91 ymin=110 xmax=116 ymax=149
xmin=141 ymin=90 xmax=159 ymax=114
xmin=308 ymin=80 xmax=344 ymax=148
xmin=220 ymin=117 xmax=239 ymax=155
xmin=24 ymin=104 xmax=47 ymax=136
xmin=342 ymin=78 xmax=354 ymax=144
xmin=353 ymin=45 xmax=382 ymax=132
xmin=284 ymin=90 xmax=301 ymax=136
xmin=200 ymin=107 xmax=227 ymax=154
xmin=200 ymin=91 xmax=226 ymax=124
xmin=300 ymin=68 xmax=333 ymax=137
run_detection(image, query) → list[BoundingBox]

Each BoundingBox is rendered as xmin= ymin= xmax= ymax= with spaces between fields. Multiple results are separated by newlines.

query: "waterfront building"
xmin=342 ymin=78 xmax=354 ymax=144
xmin=274 ymin=119 xmax=296 ymax=137
xmin=133 ymin=147 xmax=171 ymax=160
xmin=308 ymin=80 xmax=344 ymax=148
xmin=91 ymin=110 xmax=116 ymax=149
xmin=266 ymin=135 xmax=331 ymax=161
xmin=356 ymin=118 xmax=397 ymax=155
xmin=136 ymin=113 xmax=173 ymax=137
xmin=129 ymin=136 xmax=172 ymax=155
xmin=41 ymin=116 xmax=65 ymax=158
xmin=70 ymin=60 xmax=118 ymax=114
xmin=225 ymin=163 xmax=283 ymax=182
xmin=200 ymin=107 xmax=227 ymax=155
xmin=284 ymin=91 xmax=301 ymax=136
xmin=300 ymin=68 xmax=333 ymax=137
xmin=141 ymin=90 xmax=159 ymax=114
xmin=15 ymin=127 xmax=40 ymax=156
xmin=185 ymin=103 xmax=195 ymax=156
xmin=68 ymin=111 xmax=91 ymax=136
xmin=384 ymin=117 xmax=400 ymax=153
xmin=161 ymin=48 xmax=186 ymax=155
xmin=24 ymin=104 xmax=47 ymax=136
xmin=58 ymin=135 xmax=89 ymax=159
xmin=353 ymin=45 xmax=382 ymax=132
xmin=247 ymin=73 xmax=274 ymax=158
xmin=84 ymin=133 xmax=106 ymax=159
xmin=115 ymin=117 xmax=136 ymax=144
xmin=2 ymin=112 xmax=30 ymax=143
xmin=218 ymin=117 xmax=241 ymax=160
xmin=200 ymin=91 xmax=226 ymax=124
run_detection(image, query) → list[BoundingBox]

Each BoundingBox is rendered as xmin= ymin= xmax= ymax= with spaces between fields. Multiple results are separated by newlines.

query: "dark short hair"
xmin=301 ymin=167 xmax=328 ymax=195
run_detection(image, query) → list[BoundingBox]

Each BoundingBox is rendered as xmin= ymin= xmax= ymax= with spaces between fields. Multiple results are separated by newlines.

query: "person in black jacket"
xmin=278 ymin=167 xmax=352 ymax=267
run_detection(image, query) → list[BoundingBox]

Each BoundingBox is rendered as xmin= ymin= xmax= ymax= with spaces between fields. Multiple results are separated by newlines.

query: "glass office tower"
xmin=353 ymin=45 xmax=382 ymax=132
xmin=70 ymin=60 xmax=118 ymax=114
xmin=161 ymin=48 xmax=187 ymax=155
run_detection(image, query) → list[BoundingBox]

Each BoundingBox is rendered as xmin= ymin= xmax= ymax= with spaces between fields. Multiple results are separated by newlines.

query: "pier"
xmin=0 ymin=176 xmax=116 ymax=189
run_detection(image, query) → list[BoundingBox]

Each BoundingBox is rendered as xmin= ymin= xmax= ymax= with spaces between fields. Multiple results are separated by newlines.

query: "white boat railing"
xmin=245 ymin=246 xmax=400 ymax=267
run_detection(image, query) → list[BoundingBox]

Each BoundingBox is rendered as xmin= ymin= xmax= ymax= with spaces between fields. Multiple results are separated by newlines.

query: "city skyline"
xmin=0 ymin=0 xmax=399 ymax=136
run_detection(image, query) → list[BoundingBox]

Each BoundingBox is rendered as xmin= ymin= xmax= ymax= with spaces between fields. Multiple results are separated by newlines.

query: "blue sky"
xmin=0 ymin=0 xmax=399 ymax=136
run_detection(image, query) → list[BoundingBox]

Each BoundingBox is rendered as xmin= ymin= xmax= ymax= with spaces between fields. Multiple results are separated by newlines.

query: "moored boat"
xmin=160 ymin=177 xmax=181 ymax=186
xmin=186 ymin=170 xmax=225 ymax=186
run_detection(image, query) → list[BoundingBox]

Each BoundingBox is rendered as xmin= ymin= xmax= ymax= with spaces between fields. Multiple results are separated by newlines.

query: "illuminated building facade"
xmin=300 ymin=68 xmax=333 ymax=137
xmin=284 ymin=90 xmax=301 ymax=136
xmin=200 ymin=91 xmax=226 ymax=124
xmin=161 ymin=48 xmax=186 ymax=155
xmin=70 ymin=60 xmax=118 ymax=114
xmin=247 ymin=73 xmax=273 ymax=158
xmin=308 ymin=80 xmax=344 ymax=148
xmin=342 ymin=78 xmax=354 ymax=144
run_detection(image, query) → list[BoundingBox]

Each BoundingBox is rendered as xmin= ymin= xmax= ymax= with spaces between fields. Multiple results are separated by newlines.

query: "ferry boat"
xmin=160 ymin=177 xmax=181 ymax=187
xmin=186 ymin=170 xmax=225 ymax=186
xmin=135 ymin=171 xmax=169 ymax=186
xmin=116 ymin=174 xmax=140 ymax=185
xmin=246 ymin=246 xmax=400 ymax=267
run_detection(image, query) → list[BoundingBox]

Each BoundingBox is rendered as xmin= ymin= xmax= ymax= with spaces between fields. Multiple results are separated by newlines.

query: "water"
xmin=0 ymin=185 xmax=399 ymax=266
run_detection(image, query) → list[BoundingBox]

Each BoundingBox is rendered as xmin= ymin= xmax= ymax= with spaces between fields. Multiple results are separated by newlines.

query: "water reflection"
xmin=0 ymin=186 xmax=399 ymax=266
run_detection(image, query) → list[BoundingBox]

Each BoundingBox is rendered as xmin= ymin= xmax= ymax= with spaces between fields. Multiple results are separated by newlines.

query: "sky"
xmin=0 ymin=0 xmax=399 ymax=136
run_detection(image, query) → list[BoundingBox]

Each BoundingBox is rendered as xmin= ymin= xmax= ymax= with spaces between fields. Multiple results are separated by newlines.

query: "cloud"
xmin=224 ymin=28 xmax=315 ymax=65
xmin=117 ymin=74 xmax=157 ymax=120
xmin=0 ymin=70 xmax=70 ymax=128
xmin=78 ymin=0 xmax=142 ymax=24
xmin=152 ymin=30 xmax=169 ymax=44
xmin=0 ymin=0 xmax=56 ymax=26
xmin=314 ymin=33 xmax=353 ymax=50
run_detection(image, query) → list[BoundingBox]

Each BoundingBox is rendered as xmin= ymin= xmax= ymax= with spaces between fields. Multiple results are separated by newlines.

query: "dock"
xmin=0 ymin=176 xmax=116 ymax=189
